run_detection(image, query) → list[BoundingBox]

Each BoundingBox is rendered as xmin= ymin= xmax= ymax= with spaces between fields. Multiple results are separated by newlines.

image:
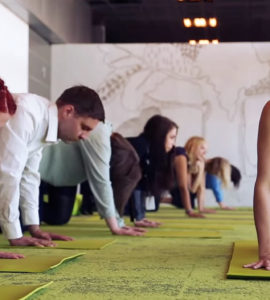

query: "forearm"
xmin=20 ymin=150 xmax=42 ymax=227
xmin=197 ymin=185 xmax=206 ymax=211
xmin=190 ymin=171 xmax=204 ymax=193
xmin=0 ymin=179 xmax=23 ymax=239
xmin=179 ymin=186 xmax=193 ymax=211
xmin=254 ymin=182 xmax=270 ymax=257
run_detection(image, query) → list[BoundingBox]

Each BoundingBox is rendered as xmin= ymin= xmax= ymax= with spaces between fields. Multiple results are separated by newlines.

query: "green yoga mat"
xmin=227 ymin=241 xmax=270 ymax=279
xmin=40 ymin=226 xmax=109 ymax=236
xmin=70 ymin=215 xmax=101 ymax=222
xmin=155 ymin=215 xmax=253 ymax=220
xmin=153 ymin=218 xmax=254 ymax=225
xmin=2 ymin=239 xmax=115 ymax=250
xmin=159 ymin=223 xmax=233 ymax=230
xmin=144 ymin=230 xmax=221 ymax=238
xmin=0 ymin=281 xmax=53 ymax=300
xmin=0 ymin=253 xmax=84 ymax=273
xmin=52 ymin=239 xmax=115 ymax=249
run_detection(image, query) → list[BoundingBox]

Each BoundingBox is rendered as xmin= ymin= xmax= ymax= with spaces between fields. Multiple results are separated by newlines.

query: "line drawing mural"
xmin=51 ymin=42 xmax=270 ymax=206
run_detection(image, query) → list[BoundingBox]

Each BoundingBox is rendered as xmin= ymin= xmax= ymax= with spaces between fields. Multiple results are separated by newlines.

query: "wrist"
xmin=28 ymin=225 xmax=41 ymax=235
xmin=109 ymin=225 xmax=121 ymax=234
xmin=185 ymin=209 xmax=193 ymax=215
xmin=9 ymin=237 xmax=23 ymax=245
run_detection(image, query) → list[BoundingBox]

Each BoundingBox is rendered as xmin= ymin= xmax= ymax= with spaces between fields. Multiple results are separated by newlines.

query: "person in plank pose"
xmin=244 ymin=101 xmax=270 ymax=270
xmin=0 ymin=80 xmax=104 ymax=251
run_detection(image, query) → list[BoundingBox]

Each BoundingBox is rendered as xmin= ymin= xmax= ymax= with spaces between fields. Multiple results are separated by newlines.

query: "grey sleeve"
xmin=78 ymin=123 xmax=120 ymax=221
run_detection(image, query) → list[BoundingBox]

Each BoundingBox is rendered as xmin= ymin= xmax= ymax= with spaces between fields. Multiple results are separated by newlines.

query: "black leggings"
xmin=39 ymin=181 xmax=77 ymax=225
xmin=170 ymin=187 xmax=196 ymax=209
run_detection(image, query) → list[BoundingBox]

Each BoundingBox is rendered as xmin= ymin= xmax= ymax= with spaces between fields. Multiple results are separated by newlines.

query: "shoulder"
xmin=175 ymin=146 xmax=186 ymax=156
xmin=12 ymin=93 xmax=50 ymax=116
xmin=206 ymin=173 xmax=220 ymax=185
xmin=175 ymin=146 xmax=188 ymax=161
xmin=80 ymin=120 xmax=112 ymax=154
xmin=127 ymin=134 xmax=148 ymax=157
xmin=89 ymin=120 xmax=112 ymax=140
xmin=13 ymin=93 xmax=49 ymax=106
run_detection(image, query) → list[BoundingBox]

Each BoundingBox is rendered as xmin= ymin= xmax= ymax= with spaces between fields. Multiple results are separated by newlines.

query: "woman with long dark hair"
xmin=127 ymin=115 xmax=178 ymax=227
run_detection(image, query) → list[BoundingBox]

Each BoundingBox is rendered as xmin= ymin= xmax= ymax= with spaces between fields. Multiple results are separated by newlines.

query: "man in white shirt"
xmin=0 ymin=85 xmax=104 ymax=247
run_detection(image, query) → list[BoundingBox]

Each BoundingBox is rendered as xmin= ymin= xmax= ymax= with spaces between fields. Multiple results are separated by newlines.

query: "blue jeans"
xmin=133 ymin=189 xmax=146 ymax=221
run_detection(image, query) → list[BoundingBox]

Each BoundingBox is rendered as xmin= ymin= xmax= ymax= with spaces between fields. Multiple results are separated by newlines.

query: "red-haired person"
xmin=0 ymin=79 xmax=24 ymax=258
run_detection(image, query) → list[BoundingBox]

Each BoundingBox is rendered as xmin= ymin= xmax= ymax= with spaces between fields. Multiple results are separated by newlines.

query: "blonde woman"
xmin=184 ymin=136 xmax=216 ymax=214
xmin=206 ymin=157 xmax=241 ymax=210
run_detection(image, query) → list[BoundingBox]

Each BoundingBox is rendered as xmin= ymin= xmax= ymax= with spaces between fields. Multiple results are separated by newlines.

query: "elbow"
xmin=190 ymin=186 xmax=197 ymax=194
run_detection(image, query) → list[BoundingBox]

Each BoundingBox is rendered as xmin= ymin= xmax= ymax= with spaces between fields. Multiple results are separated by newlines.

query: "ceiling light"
xmin=194 ymin=18 xmax=207 ymax=27
xmin=188 ymin=39 xmax=219 ymax=45
xmin=177 ymin=0 xmax=213 ymax=3
xmin=189 ymin=40 xmax=197 ymax=45
xmin=209 ymin=18 xmax=217 ymax=27
xmin=183 ymin=18 xmax=192 ymax=27
xmin=198 ymin=39 xmax=210 ymax=44
xmin=183 ymin=17 xmax=218 ymax=28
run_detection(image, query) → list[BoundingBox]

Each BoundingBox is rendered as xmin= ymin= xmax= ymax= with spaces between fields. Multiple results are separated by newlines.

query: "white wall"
xmin=0 ymin=3 xmax=28 ymax=92
xmin=51 ymin=43 xmax=270 ymax=207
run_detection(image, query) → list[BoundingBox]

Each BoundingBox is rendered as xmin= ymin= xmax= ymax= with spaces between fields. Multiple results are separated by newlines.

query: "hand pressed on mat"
xmin=28 ymin=225 xmax=73 ymax=241
xmin=0 ymin=252 xmax=24 ymax=259
xmin=134 ymin=218 xmax=161 ymax=228
xmin=9 ymin=236 xmax=55 ymax=247
xmin=186 ymin=210 xmax=205 ymax=218
xmin=243 ymin=258 xmax=270 ymax=271
xmin=113 ymin=226 xmax=146 ymax=236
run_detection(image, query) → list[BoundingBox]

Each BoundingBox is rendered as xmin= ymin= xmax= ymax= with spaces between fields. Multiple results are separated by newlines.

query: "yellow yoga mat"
xmin=0 ymin=281 xmax=53 ymax=300
xmin=144 ymin=230 xmax=221 ymax=238
xmin=159 ymin=223 xmax=233 ymax=230
xmin=0 ymin=253 xmax=84 ymax=273
xmin=153 ymin=210 xmax=253 ymax=216
xmin=51 ymin=239 xmax=115 ymax=249
xmin=227 ymin=241 xmax=270 ymax=279
xmin=53 ymin=222 xmax=107 ymax=228
xmin=40 ymin=227 xmax=109 ymax=236
xmin=70 ymin=215 xmax=102 ymax=223
xmin=2 ymin=239 xmax=115 ymax=250
xmin=154 ymin=218 xmax=254 ymax=225
xmin=155 ymin=215 xmax=252 ymax=220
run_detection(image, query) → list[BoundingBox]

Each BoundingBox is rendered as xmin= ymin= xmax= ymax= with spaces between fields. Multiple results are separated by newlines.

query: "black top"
xmin=175 ymin=146 xmax=187 ymax=158
xmin=127 ymin=135 xmax=187 ymax=193
xmin=127 ymin=134 xmax=151 ymax=191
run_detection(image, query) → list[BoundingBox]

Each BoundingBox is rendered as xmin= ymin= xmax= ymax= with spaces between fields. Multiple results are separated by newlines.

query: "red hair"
xmin=0 ymin=78 xmax=17 ymax=115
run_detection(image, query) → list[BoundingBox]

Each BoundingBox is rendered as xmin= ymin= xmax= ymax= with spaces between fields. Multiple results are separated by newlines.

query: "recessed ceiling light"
xmin=183 ymin=17 xmax=218 ymax=27
xmin=194 ymin=18 xmax=207 ymax=27
xmin=209 ymin=18 xmax=217 ymax=27
xmin=183 ymin=18 xmax=192 ymax=27
xmin=188 ymin=39 xmax=219 ymax=45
